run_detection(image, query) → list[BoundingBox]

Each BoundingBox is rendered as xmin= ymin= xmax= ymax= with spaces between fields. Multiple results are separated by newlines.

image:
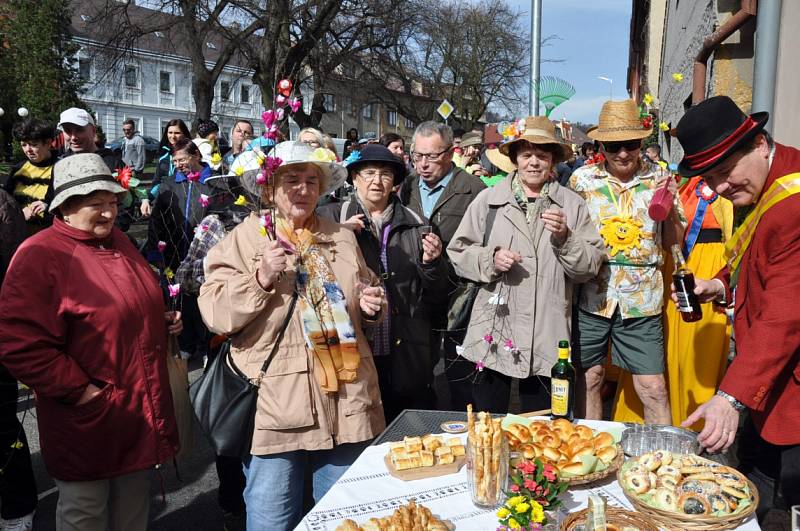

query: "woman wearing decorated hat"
xmin=568 ymin=99 xmax=686 ymax=425
xmin=317 ymin=144 xmax=449 ymax=422
xmin=0 ymin=153 xmax=182 ymax=530
xmin=446 ymin=116 xmax=604 ymax=413
xmin=198 ymin=141 xmax=387 ymax=530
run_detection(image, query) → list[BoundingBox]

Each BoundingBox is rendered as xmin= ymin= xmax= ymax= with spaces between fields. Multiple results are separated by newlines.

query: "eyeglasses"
xmin=359 ymin=170 xmax=394 ymax=183
xmin=411 ymin=147 xmax=452 ymax=163
xmin=301 ymin=139 xmax=321 ymax=148
xmin=602 ymin=140 xmax=642 ymax=153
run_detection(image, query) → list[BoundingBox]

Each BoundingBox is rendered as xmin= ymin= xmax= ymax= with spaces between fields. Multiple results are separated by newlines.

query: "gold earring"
xmin=64 ymin=216 xmax=70 ymax=223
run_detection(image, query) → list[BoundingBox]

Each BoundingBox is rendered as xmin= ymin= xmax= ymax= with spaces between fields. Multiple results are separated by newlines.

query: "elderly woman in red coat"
xmin=0 ymin=153 xmax=180 ymax=531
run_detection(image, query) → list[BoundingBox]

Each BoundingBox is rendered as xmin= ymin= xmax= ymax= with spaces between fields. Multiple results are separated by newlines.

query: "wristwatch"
xmin=716 ymin=390 xmax=747 ymax=412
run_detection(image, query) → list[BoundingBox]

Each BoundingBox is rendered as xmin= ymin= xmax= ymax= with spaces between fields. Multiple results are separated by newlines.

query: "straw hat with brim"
xmin=269 ymin=141 xmax=347 ymax=195
xmin=676 ymin=95 xmax=769 ymax=178
xmin=485 ymin=147 xmax=516 ymax=174
xmin=345 ymin=144 xmax=407 ymax=186
xmin=587 ymin=100 xmax=652 ymax=142
xmin=498 ymin=116 xmax=572 ymax=163
xmin=49 ymin=153 xmax=126 ymax=212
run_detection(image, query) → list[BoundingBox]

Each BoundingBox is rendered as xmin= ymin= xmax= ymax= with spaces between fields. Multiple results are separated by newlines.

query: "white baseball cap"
xmin=58 ymin=108 xmax=95 ymax=128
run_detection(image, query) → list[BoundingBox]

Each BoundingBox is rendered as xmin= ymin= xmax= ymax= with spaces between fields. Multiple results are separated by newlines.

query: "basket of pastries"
xmin=335 ymin=499 xmax=452 ymax=531
xmin=617 ymin=450 xmax=758 ymax=530
xmin=384 ymin=434 xmax=466 ymax=480
xmin=560 ymin=506 xmax=659 ymax=531
xmin=503 ymin=418 xmax=623 ymax=486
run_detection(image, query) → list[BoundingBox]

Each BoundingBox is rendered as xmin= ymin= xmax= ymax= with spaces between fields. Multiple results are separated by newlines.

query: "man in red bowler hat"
xmin=675 ymin=95 xmax=800 ymax=518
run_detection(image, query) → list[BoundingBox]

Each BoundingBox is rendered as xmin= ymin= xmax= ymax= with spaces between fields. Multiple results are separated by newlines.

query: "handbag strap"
xmin=254 ymin=289 xmax=299 ymax=387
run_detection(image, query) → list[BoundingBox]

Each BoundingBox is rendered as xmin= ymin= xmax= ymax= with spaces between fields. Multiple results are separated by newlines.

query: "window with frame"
xmin=405 ymin=116 xmax=414 ymax=129
xmin=123 ymin=65 xmax=138 ymax=88
xmin=78 ymin=58 xmax=91 ymax=81
xmin=159 ymin=71 xmax=172 ymax=93
xmin=240 ymin=84 xmax=250 ymax=103
xmin=345 ymin=96 xmax=355 ymax=116
xmin=362 ymin=103 xmax=373 ymax=119
xmin=323 ymin=93 xmax=335 ymax=112
xmin=220 ymin=81 xmax=231 ymax=102
xmin=387 ymin=110 xmax=398 ymax=127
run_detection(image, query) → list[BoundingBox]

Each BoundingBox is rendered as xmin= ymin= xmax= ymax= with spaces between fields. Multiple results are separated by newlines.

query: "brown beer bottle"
xmin=551 ymin=340 xmax=575 ymax=421
xmin=671 ymin=244 xmax=703 ymax=322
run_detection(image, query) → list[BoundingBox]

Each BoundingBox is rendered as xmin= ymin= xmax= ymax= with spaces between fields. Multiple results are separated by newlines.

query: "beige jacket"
xmin=447 ymin=176 xmax=605 ymax=378
xmin=198 ymin=213 xmax=385 ymax=456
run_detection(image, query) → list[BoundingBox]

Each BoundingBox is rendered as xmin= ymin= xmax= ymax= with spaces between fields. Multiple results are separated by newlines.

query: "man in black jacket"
xmin=399 ymin=122 xmax=486 ymax=409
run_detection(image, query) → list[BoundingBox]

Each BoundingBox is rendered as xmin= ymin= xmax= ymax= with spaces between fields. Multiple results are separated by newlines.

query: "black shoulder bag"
xmin=189 ymin=290 xmax=298 ymax=457
xmin=446 ymin=205 xmax=499 ymax=343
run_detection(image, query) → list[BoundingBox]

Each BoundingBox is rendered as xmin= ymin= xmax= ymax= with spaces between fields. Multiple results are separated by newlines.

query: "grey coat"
xmin=447 ymin=175 xmax=605 ymax=378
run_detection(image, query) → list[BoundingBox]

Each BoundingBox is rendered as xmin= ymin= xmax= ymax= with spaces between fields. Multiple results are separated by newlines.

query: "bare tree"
xmin=244 ymin=0 xmax=408 ymax=129
xmin=81 ymin=0 xmax=265 ymax=122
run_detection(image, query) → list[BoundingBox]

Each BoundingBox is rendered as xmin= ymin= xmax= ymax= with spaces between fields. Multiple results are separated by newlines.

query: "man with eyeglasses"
xmin=399 ymin=121 xmax=486 ymax=408
xmin=568 ymin=100 xmax=685 ymax=425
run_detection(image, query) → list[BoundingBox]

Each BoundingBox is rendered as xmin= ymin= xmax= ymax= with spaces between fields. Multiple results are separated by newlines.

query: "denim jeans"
xmin=242 ymin=441 xmax=369 ymax=531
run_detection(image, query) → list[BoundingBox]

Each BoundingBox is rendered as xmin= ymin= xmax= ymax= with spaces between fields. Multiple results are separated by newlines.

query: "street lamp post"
xmin=598 ymin=76 xmax=613 ymax=101
xmin=529 ymin=0 xmax=542 ymax=115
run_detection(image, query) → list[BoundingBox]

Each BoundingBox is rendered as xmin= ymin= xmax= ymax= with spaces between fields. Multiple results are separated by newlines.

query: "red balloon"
xmin=277 ymin=79 xmax=293 ymax=97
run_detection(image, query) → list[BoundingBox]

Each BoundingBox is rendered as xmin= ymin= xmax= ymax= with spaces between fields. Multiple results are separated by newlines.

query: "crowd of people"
xmin=0 ymin=94 xmax=796 ymax=531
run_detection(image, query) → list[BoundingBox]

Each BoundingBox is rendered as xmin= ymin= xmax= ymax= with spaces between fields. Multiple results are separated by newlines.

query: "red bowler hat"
xmin=676 ymin=96 xmax=769 ymax=177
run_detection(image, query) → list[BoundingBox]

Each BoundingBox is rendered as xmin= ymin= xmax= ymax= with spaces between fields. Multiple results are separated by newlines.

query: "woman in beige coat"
xmin=198 ymin=141 xmax=386 ymax=531
xmin=446 ymin=117 xmax=605 ymax=414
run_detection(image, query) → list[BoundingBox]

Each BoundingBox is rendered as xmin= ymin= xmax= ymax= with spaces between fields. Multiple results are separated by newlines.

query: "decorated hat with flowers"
xmin=588 ymin=99 xmax=653 ymax=142
xmin=268 ymin=141 xmax=347 ymax=195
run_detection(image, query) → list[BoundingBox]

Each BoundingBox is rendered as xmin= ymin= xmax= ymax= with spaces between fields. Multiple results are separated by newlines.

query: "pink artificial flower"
xmin=503 ymin=338 xmax=515 ymax=351
xmin=200 ymin=223 xmax=209 ymax=232
xmin=509 ymin=483 xmax=520 ymax=493
xmin=289 ymin=97 xmax=302 ymax=113
xmin=264 ymin=124 xmax=279 ymax=141
xmin=542 ymin=466 xmax=557 ymax=482
xmin=256 ymin=169 xmax=267 ymax=185
xmin=198 ymin=194 xmax=210 ymax=207
xmin=483 ymin=333 xmax=494 ymax=344
xmin=265 ymin=155 xmax=283 ymax=174
xmin=276 ymin=108 xmax=285 ymax=121
xmin=275 ymin=94 xmax=287 ymax=105
xmin=187 ymin=171 xmax=201 ymax=182
xmin=261 ymin=109 xmax=278 ymax=128
xmin=168 ymin=283 xmax=181 ymax=298
xmin=157 ymin=240 xmax=166 ymax=252
xmin=524 ymin=479 xmax=538 ymax=490
xmin=520 ymin=461 xmax=536 ymax=475
xmin=476 ymin=360 xmax=485 ymax=372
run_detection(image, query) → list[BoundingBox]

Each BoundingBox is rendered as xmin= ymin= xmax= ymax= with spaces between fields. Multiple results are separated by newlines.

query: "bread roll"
xmin=394 ymin=457 xmax=415 ymax=471
xmin=436 ymin=452 xmax=454 ymax=465
xmin=434 ymin=446 xmax=452 ymax=457
xmin=422 ymin=435 xmax=443 ymax=451
xmin=560 ymin=461 xmax=585 ymax=475
xmin=595 ymin=445 xmax=617 ymax=464
xmin=449 ymin=444 xmax=466 ymax=457
xmin=390 ymin=442 xmax=406 ymax=457
xmin=404 ymin=436 xmax=423 ymax=453
xmin=542 ymin=446 xmax=561 ymax=461
xmin=593 ymin=431 xmax=615 ymax=449
xmin=420 ymin=450 xmax=434 ymax=467
xmin=575 ymin=425 xmax=594 ymax=441
xmin=505 ymin=423 xmax=532 ymax=444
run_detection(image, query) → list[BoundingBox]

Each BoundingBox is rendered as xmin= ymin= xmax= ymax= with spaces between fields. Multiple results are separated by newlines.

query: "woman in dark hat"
xmin=317 ymin=144 xmax=450 ymax=421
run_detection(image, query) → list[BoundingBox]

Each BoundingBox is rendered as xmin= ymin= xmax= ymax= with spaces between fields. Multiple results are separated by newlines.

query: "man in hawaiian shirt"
xmin=569 ymin=100 xmax=685 ymax=424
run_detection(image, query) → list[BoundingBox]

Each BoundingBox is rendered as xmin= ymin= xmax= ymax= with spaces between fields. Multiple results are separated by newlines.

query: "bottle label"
xmin=551 ymin=378 xmax=570 ymax=416
xmin=675 ymin=291 xmax=693 ymax=313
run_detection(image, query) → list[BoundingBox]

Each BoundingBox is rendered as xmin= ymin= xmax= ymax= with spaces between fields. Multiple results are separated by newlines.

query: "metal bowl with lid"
xmin=620 ymin=424 xmax=700 ymax=457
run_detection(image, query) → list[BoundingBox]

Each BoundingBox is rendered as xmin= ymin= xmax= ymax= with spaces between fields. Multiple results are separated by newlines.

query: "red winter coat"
xmin=715 ymin=143 xmax=800 ymax=445
xmin=0 ymin=218 xmax=179 ymax=481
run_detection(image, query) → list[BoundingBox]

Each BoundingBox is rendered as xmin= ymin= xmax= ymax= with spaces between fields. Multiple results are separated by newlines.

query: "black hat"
xmin=345 ymin=144 xmax=407 ymax=185
xmin=676 ymin=96 xmax=769 ymax=177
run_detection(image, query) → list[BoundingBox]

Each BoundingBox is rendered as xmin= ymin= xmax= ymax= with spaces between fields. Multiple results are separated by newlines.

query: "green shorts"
xmin=573 ymin=308 xmax=664 ymax=375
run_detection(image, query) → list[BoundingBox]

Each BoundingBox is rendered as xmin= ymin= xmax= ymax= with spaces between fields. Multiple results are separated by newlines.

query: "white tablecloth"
xmin=297 ymin=420 xmax=760 ymax=531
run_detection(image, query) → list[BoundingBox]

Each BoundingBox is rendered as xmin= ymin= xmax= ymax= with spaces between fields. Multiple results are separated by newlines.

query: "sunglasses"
xmin=602 ymin=140 xmax=642 ymax=153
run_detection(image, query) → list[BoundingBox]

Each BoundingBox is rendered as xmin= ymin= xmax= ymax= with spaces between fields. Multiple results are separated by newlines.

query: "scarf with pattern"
xmin=276 ymin=216 xmax=359 ymax=392
xmin=511 ymin=174 xmax=551 ymax=230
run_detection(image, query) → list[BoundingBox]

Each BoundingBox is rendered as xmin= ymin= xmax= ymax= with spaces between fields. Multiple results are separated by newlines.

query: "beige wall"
xmin=772 ymin=1 xmax=800 ymax=145
xmin=646 ymin=0 xmax=668 ymax=97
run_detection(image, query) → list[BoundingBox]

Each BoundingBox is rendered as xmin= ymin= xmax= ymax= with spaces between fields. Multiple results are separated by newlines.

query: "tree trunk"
xmin=192 ymin=67 xmax=214 ymax=123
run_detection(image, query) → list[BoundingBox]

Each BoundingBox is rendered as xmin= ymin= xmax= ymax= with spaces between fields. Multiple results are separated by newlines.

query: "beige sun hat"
xmin=587 ymin=99 xmax=652 ymax=142
xmin=49 ymin=153 xmax=127 ymax=212
xmin=485 ymin=148 xmax=516 ymax=174
xmin=498 ymin=116 xmax=572 ymax=163
xmin=269 ymin=141 xmax=347 ymax=195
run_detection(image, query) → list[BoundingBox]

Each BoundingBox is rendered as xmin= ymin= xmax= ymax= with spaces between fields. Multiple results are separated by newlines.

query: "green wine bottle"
xmin=551 ymin=340 xmax=575 ymax=421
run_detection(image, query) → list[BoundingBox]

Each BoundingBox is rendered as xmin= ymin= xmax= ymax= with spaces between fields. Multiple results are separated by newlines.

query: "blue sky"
xmin=507 ymin=0 xmax=632 ymax=124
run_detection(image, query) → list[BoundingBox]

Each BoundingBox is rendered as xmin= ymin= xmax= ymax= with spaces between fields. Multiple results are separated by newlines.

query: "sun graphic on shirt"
xmin=600 ymin=215 xmax=644 ymax=257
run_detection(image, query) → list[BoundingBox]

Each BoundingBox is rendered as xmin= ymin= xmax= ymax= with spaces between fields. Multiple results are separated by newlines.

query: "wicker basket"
xmin=616 ymin=461 xmax=759 ymax=530
xmin=563 ymin=445 xmax=624 ymax=487
xmin=560 ymin=506 xmax=659 ymax=531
